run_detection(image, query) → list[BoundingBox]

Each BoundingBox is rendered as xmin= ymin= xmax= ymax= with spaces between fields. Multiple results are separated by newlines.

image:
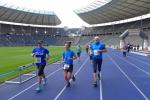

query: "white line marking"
xmin=54 ymin=57 xmax=89 ymax=100
xmin=131 ymin=51 xmax=147 ymax=56
xmin=114 ymin=54 xmax=150 ymax=76
xmin=8 ymin=68 xmax=62 ymax=100
xmin=107 ymin=54 xmax=148 ymax=100
xmin=0 ymin=59 xmax=61 ymax=88
xmin=129 ymin=56 xmax=150 ymax=66
xmin=116 ymin=50 xmax=150 ymax=66
xmin=0 ymin=83 xmax=5 ymax=87
xmin=100 ymin=73 xmax=103 ymax=100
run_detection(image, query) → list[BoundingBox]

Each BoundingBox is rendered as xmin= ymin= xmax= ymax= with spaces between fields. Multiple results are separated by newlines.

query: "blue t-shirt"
xmin=90 ymin=42 xmax=105 ymax=59
xmin=62 ymin=50 xmax=75 ymax=65
xmin=32 ymin=47 xmax=49 ymax=65
xmin=76 ymin=46 xmax=81 ymax=53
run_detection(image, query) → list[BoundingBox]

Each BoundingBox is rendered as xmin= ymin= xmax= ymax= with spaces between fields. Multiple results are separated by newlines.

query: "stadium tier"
xmin=0 ymin=17 xmax=150 ymax=46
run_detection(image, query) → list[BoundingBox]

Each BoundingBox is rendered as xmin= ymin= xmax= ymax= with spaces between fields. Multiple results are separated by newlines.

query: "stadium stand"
xmin=0 ymin=18 xmax=150 ymax=47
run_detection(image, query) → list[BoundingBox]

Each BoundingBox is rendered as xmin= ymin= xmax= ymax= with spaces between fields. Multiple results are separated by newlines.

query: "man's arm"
xmin=98 ymin=44 xmax=107 ymax=53
xmin=46 ymin=53 xmax=50 ymax=61
xmin=46 ymin=49 xmax=50 ymax=61
xmin=31 ymin=53 xmax=36 ymax=57
xmin=98 ymin=49 xmax=107 ymax=53
xmin=31 ymin=49 xmax=36 ymax=57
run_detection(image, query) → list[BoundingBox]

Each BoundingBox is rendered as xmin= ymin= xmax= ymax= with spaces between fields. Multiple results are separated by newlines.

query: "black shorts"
xmin=37 ymin=64 xmax=46 ymax=76
xmin=86 ymin=48 xmax=89 ymax=53
xmin=92 ymin=58 xmax=102 ymax=73
xmin=64 ymin=64 xmax=73 ymax=73
xmin=77 ymin=52 xmax=81 ymax=57
xmin=89 ymin=54 xmax=92 ymax=60
xmin=123 ymin=51 xmax=127 ymax=57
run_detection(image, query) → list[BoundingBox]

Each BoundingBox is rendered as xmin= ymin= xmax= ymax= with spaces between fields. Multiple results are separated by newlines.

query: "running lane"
xmin=1 ymin=54 xmax=87 ymax=100
xmin=109 ymin=49 xmax=150 ymax=99
xmin=102 ymin=53 xmax=145 ymax=100
xmin=55 ymin=57 xmax=100 ymax=100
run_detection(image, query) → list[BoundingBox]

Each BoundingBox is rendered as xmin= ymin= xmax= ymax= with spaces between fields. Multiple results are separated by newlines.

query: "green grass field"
xmin=0 ymin=46 xmax=76 ymax=83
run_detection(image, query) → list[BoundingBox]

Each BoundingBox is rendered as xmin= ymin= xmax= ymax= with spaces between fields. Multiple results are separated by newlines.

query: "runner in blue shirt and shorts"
xmin=90 ymin=36 xmax=107 ymax=87
xmin=32 ymin=40 xmax=50 ymax=92
xmin=62 ymin=42 xmax=76 ymax=87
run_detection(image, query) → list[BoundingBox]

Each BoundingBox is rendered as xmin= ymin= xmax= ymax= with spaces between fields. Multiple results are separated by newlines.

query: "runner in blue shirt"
xmin=32 ymin=40 xmax=50 ymax=92
xmin=62 ymin=42 xmax=76 ymax=87
xmin=90 ymin=36 xmax=107 ymax=87
xmin=76 ymin=44 xmax=82 ymax=62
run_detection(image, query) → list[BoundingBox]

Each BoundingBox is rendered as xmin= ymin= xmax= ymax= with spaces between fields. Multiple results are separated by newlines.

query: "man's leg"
xmin=90 ymin=54 xmax=92 ymax=64
xmin=93 ymin=59 xmax=98 ymax=87
xmin=36 ymin=66 xmax=43 ymax=92
xmin=41 ymin=65 xmax=47 ymax=85
xmin=97 ymin=59 xmax=102 ymax=80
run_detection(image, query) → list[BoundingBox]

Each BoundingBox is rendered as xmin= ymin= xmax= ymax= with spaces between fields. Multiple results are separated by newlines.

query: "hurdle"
xmin=1 ymin=56 xmax=61 ymax=84
xmin=5 ymin=63 xmax=37 ymax=84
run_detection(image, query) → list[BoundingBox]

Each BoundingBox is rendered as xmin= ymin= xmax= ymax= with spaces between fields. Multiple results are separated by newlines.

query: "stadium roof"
xmin=0 ymin=2 xmax=61 ymax=26
xmin=0 ymin=0 xmax=93 ymax=27
xmin=0 ymin=0 xmax=150 ymax=27
xmin=76 ymin=0 xmax=150 ymax=25
xmin=74 ymin=0 xmax=112 ymax=13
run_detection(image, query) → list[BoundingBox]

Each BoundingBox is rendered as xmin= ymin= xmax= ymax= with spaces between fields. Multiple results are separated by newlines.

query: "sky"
xmin=0 ymin=0 xmax=98 ymax=28
xmin=0 ymin=0 xmax=148 ymax=28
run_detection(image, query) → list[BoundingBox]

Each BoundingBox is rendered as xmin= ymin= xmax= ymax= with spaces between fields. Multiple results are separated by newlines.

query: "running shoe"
xmin=35 ymin=85 xmax=42 ymax=92
xmin=66 ymin=82 xmax=71 ymax=87
xmin=72 ymin=75 xmax=76 ymax=82
xmin=93 ymin=81 xmax=97 ymax=87
xmin=43 ymin=78 xmax=47 ymax=86
xmin=97 ymin=73 xmax=101 ymax=80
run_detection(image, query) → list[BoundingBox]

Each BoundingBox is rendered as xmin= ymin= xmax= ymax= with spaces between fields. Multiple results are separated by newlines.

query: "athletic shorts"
xmin=92 ymin=58 xmax=102 ymax=73
xmin=77 ymin=52 xmax=81 ymax=57
xmin=89 ymin=54 xmax=92 ymax=60
xmin=64 ymin=64 xmax=73 ymax=73
xmin=86 ymin=48 xmax=88 ymax=53
xmin=123 ymin=52 xmax=127 ymax=57
xmin=37 ymin=64 xmax=46 ymax=76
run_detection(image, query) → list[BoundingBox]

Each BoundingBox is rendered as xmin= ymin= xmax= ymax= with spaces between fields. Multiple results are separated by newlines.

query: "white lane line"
xmin=100 ymin=73 xmax=103 ymax=100
xmin=129 ymin=56 xmax=150 ymax=66
xmin=0 ymin=82 xmax=5 ymax=87
xmin=8 ymin=67 xmax=62 ymax=100
xmin=107 ymin=54 xmax=148 ymax=100
xmin=131 ymin=51 xmax=147 ymax=56
xmin=116 ymin=50 xmax=150 ymax=66
xmin=113 ymin=54 xmax=150 ymax=76
xmin=54 ymin=57 xmax=89 ymax=100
